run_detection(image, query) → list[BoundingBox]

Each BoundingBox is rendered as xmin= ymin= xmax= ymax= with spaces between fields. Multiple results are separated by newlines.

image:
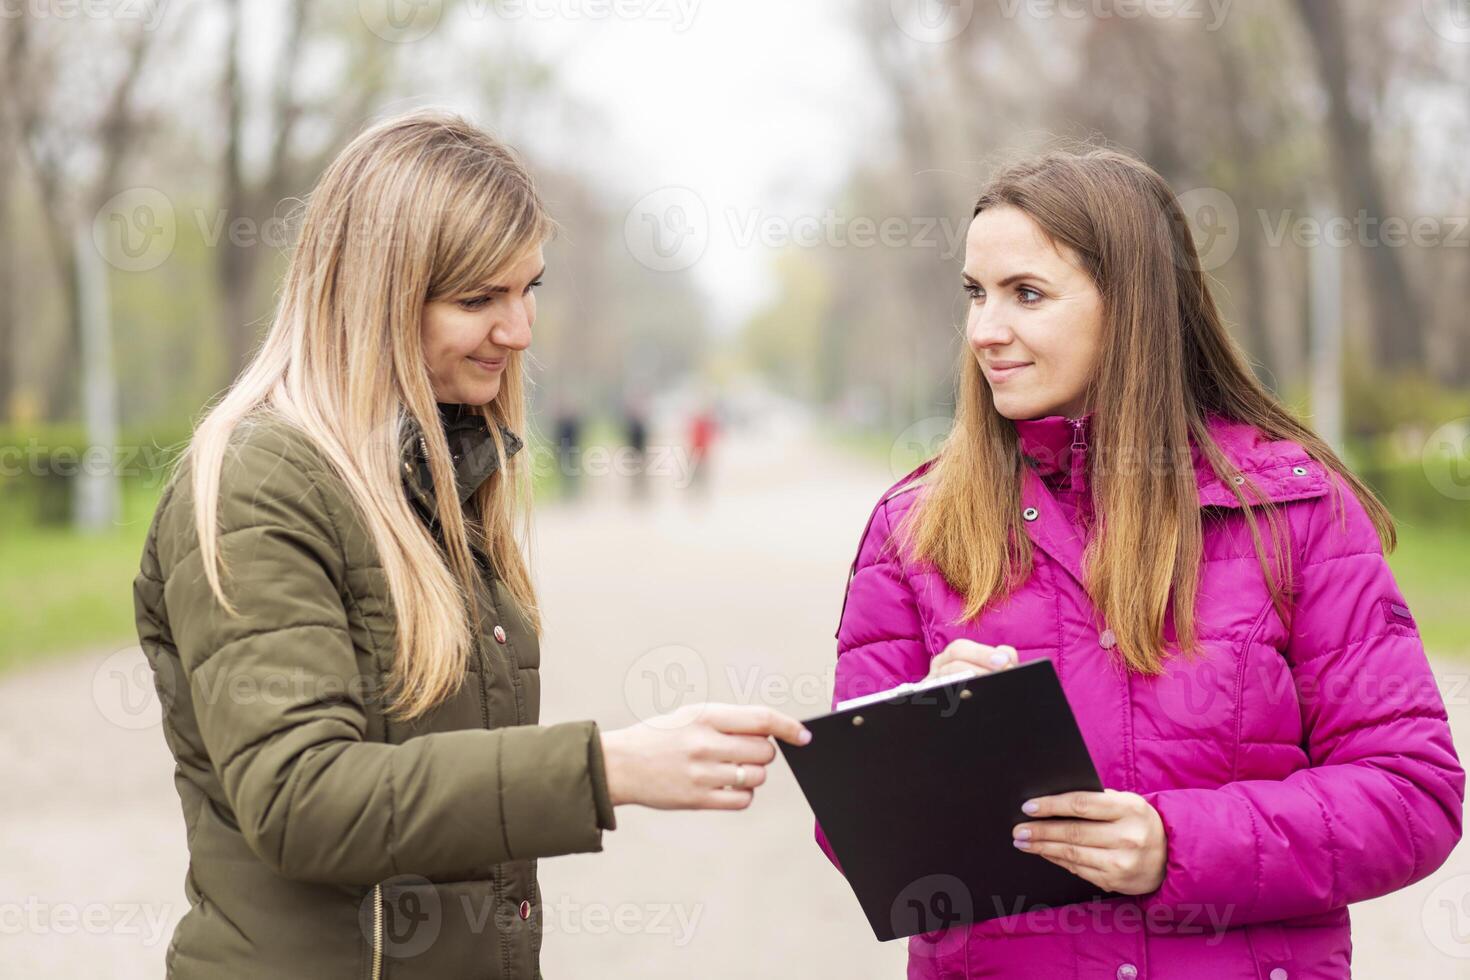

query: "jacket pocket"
xmin=364 ymin=876 xmax=506 ymax=980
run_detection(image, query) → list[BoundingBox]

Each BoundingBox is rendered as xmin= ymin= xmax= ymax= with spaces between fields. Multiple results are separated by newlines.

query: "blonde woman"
xmin=133 ymin=110 xmax=809 ymax=979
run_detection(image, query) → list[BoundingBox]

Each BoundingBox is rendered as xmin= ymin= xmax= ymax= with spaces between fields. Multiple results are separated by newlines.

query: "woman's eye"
xmin=964 ymin=284 xmax=985 ymax=302
xmin=525 ymin=278 xmax=543 ymax=295
xmin=1017 ymin=286 xmax=1042 ymax=306
xmin=458 ymin=295 xmax=493 ymax=311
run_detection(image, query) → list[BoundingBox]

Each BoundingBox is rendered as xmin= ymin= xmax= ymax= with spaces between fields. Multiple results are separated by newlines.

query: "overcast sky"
xmin=395 ymin=0 xmax=887 ymax=332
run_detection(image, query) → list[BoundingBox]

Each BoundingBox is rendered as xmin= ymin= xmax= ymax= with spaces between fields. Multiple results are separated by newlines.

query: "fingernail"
xmin=1022 ymin=800 xmax=1039 ymax=815
xmin=990 ymin=651 xmax=1008 ymax=666
xmin=799 ymin=728 xmax=813 ymax=745
xmin=1013 ymin=827 xmax=1031 ymax=840
xmin=1012 ymin=839 xmax=1031 ymax=849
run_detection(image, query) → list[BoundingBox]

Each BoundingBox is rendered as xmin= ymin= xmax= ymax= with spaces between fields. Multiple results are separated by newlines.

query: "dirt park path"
xmin=2 ymin=429 xmax=1467 ymax=977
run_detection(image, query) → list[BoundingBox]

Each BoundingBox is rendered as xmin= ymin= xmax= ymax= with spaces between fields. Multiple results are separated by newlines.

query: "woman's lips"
xmin=469 ymin=356 xmax=507 ymax=372
xmin=984 ymin=361 xmax=1032 ymax=383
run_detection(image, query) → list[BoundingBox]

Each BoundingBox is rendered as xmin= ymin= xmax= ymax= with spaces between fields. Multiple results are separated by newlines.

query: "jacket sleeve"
xmin=1139 ymin=475 xmax=1464 ymax=925
xmin=158 ymin=437 xmax=615 ymax=885
xmin=816 ymin=493 xmax=932 ymax=871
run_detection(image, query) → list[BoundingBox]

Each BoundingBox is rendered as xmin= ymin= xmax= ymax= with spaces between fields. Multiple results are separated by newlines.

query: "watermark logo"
xmin=1149 ymin=657 xmax=1233 ymax=730
xmin=0 ymin=0 xmax=171 ymax=30
xmin=93 ymin=187 xmax=176 ymax=272
xmin=889 ymin=416 xmax=953 ymax=480
xmin=1423 ymin=418 xmax=1470 ymax=501
xmin=1423 ymin=0 xmax=1470 ymax=42
xmin=359 ymin=875 xmax=443 ymax=959
xmin=1422 ymin=872 xmax=1470 ymax=958
xmin=623 ymin=644 xmax=709 ymax=726
xmin=726 ymin=209 xmax=968 ymax=258
xmin=1174 ymin=187 xmax=1239 ymax=271
xmin=624 ymin=187 xmax=709 ymax=272
xmin=92 ymin=645 xmax=176 ymax=731
xmin=0 ymin=898 xmax=175 ymax=946
xmin=892 ymin=874 xmax=972 ymax=956
xmin=993 ymin=0 xmax=1232 ymax=31
xmin=359 ymin=0 xmax=443 ymax=43
xmin=890 ymin=0 xmax=975 ymax=43
xmin=1259 ymin=210 xmax=1469 ymax=250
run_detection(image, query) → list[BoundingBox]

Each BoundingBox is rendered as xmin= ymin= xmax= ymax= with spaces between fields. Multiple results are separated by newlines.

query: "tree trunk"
xmin=74 ymin=220 xmax=120 ymax=532
xmin=1292 ymin=0 xmax=1425 ymax=372
xmin=0 ymin=154 xmax=14 ymax=418
xmin=1214 ymin=36 xmax=1275 ymax=382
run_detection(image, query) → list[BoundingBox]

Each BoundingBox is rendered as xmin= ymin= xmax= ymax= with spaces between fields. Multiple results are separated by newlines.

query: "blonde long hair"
xmin=186 ymin=109 xmax=548 ymax=720
xmin=900 ymin=148 xmax=1394 ymax=675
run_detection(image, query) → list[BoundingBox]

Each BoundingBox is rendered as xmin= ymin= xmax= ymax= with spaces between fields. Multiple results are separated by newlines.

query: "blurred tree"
xmin=1 ymin=11 xmax=163 ymax=420
xmin=1055 ymin=11 xmax=1321 ymax=389
xmin=740 ymin=250 xmax=830 ymax=399
xmin=217 ymin=0 xmax=392 ymax=379
xmin=848 ymin=4 xmax=996 ymax=423
xmin=834 ymin=1 xmax=1469 ymax=421
xmin=1292 ymin=0 xmax=1426 ymax=372
xmin=0 ymin=24 xmax=15 ymax=418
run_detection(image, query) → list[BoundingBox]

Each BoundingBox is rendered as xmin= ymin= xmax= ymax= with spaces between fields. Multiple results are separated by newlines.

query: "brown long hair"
xmin=899 ymin=148 xmax=1394 ymax=675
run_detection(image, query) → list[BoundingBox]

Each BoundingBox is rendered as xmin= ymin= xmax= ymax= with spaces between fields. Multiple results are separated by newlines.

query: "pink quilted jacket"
xmin=818 ymin=413 xmax=1464 ymax=979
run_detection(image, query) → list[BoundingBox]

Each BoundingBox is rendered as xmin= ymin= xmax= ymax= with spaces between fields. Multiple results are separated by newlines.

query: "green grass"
xmin=0 ymin=480 xmax=165 ymax=673
xmin=4 ymin=440 xmax=1467 ymax=676
xmin=0 ymin=420 xmax=628 ymax=674
xmin=1387 ymin=522 xmax=1470 ymax=661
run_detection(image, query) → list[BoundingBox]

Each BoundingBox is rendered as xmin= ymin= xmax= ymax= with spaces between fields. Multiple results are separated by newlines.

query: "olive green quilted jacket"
xmin=133 ymin=406 xmax=615 ymax=979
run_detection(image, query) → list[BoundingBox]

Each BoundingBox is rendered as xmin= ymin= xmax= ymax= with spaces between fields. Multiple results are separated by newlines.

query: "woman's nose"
xmin=968 ymin=305 xmax=1014 ymax=350
xmin=491 ymin=299 xmax=534 ymax=351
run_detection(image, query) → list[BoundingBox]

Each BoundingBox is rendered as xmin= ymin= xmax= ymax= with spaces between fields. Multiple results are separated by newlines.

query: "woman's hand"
xmin=1011 ymin=789 xmax=1168 ymax=895
xmin=925 ymin=639 xmax=1020 ymax=682
xmin=600 ymin=703 xmax=811 ymax=811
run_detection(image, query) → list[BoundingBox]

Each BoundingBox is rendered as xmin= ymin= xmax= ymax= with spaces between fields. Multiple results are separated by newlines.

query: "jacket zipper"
xmin=371 ymin=883 xmax=384 ymax=980
xmin=1067 ymin=416 xmax=1088 ymax=494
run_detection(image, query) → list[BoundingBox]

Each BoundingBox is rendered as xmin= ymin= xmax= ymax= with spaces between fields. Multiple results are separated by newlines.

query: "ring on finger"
xmin=733 ymin=763 xmax=747 ymax=789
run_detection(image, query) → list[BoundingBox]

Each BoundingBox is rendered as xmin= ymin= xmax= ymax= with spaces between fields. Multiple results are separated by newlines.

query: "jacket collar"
xmin=1013 ymin=411 xmax=1330 ymax=591
xmin=1012 ymin=411 xmax=1329 ymax=508
xmin=1190 ymin=414 xmax=1330 ymax=507
xmin=1014 ymin=413 xmax=1093 ymax=494
xmin=400 ymin=403 xmax=524 ymax=516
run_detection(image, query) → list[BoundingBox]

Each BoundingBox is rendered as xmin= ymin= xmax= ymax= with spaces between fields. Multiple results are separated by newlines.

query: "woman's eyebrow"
xmin=481 ymin=266 xmax=547 ymax=293
xmin=963 ymin=271 xmax=1052 ymax=287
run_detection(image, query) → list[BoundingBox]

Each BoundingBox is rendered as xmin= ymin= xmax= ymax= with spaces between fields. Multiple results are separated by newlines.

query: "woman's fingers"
xmin=1024 ymin=842 xmax=1115 ymax=880
xmin=929 ymin=640 xmax=1018 ymax=679
xmin=702 ymin=788 xmax=756 ymax=810
xmin=1011 ymin=789 xmax=1169 ymax=895
xmin=700 ymin=703 xmax=812 ymax=746
xmin=703 ymin=733 xmax=778 ymax=765
xmin=694 ymin=761 xmax=769 ymax=790
xmin=1021 ymin=789 xmax=1131 ymax=821
xmin=1013 ymin=818 xmax=1120 ymax=850
xmin=602 ymin=704 xmax=806 ymax=811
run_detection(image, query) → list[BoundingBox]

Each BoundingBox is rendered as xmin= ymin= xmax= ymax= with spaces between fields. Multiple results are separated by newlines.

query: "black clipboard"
xmin=780 ymin=658 xmax=1115 ymax=941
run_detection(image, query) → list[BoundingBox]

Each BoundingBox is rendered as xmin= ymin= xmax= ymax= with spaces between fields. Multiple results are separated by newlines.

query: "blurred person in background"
xmin=551 ymin=395 xmax=583 ymax=502
xmin=622 ymin=393 xmax=650 ymax=503
xmin=132 ymin=109 xmax=809 ymax=980
xmin=823 ymin=148 xmax=1464 ymax=979
xmin=687 ymin=399 xmax=719 ymax=498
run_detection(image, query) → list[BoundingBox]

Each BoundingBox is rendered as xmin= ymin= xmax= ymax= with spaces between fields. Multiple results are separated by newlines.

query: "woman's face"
xmin=420 ymin=247 xmax=544 ymax=405
xmin=962 ymin=205 xmax=1104 ymax=420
